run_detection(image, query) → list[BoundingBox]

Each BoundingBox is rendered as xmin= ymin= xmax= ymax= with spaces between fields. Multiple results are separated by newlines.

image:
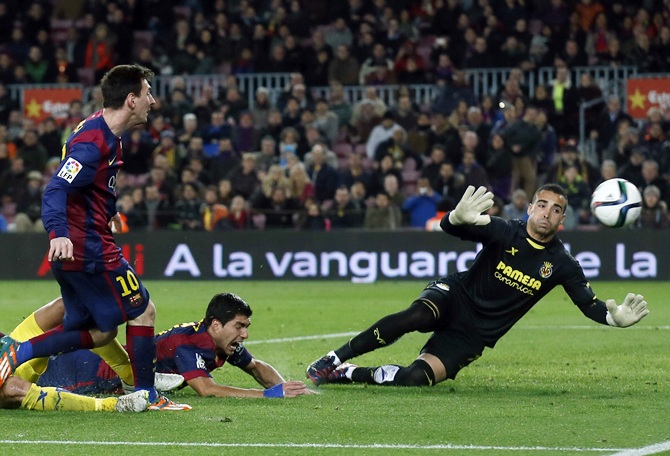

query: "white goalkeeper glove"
xmin=448 ymin=185 xmax=495 ymax=226
xmin=605 ymin=293 xmax=649 ymax=327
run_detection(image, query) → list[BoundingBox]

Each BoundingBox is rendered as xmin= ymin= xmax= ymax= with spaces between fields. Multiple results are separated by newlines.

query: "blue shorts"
xmin=53 ymin=259 xmax=150 ymax=332
xmin=37 ymin=350 xmax=120 ymax=395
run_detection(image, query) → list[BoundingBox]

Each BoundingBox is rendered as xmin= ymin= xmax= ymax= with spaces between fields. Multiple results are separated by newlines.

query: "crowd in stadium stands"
xmin=1 ymin=0 xmax=670 ymax=233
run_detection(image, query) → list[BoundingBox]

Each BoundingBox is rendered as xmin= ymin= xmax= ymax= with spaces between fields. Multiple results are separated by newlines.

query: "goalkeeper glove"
xmin=605 ymin=293 xmax=649 ymax=327
xmin=263 ymin=383 xmax=285 ymax=398
xmin=448 ymin=185 xmax=494 ymax=226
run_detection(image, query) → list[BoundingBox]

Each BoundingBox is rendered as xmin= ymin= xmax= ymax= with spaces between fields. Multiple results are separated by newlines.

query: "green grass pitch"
xmin=0 ymin=280 xmax=668 ymax=456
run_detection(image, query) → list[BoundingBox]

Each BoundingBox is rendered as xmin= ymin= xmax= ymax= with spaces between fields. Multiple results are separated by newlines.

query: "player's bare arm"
xmin=185 ymin=374 xmax=313 ymax=398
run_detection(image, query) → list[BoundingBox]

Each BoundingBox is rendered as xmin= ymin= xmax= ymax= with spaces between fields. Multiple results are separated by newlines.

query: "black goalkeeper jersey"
xmin=441 ymin=215 xmax=604 ymax=347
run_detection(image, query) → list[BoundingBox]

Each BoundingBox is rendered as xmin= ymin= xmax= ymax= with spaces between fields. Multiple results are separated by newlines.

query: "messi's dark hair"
xmin=100 ymin=64 xmax=154 ymax=110
xmin=204 ymin=293 xmax=252 ymax=328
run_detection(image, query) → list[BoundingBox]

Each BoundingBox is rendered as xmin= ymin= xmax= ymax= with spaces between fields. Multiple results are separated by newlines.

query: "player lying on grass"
xmin=5 ymin=292 xmax=313 ymax=400
xmin=0 ymin=347 xmax=150 ymax=412
xmin=0 ymin=298 xmax=184 ymax=412
xmin=307 ymin=184 xmax=650 ymax=387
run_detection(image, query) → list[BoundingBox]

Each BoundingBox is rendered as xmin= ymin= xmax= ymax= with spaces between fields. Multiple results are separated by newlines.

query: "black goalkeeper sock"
xmin=335 ymin=300 xmax=437 ymax=362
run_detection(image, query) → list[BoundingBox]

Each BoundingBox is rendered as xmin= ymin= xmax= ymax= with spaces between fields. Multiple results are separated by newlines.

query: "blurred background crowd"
xmin=1 ymin=0 xmax=670 ymax=234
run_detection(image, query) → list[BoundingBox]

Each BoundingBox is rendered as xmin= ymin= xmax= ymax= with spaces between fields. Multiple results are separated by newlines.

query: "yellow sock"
xmin=10 ymin=312 xmax=50 ymax=382
xmin=91 ymin=339 xmax=134 ymax=386
xmin=21 ymin=383 xmax=117 ymax=412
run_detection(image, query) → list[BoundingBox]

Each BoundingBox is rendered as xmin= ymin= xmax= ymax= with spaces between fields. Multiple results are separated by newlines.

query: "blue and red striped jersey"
xmin=155 ymin=320 xmax=252 ymax=382
xmin=42 ymin=110 xmax=124 ymax=273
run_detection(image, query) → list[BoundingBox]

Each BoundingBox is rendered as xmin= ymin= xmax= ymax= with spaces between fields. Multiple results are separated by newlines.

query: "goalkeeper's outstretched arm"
xmin=580 ymin=293 xmax=649 ymax=327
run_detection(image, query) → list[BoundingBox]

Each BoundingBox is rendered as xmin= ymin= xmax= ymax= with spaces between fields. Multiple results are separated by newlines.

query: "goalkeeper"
xmin=307 ymin=184 xmax=650 ymax=387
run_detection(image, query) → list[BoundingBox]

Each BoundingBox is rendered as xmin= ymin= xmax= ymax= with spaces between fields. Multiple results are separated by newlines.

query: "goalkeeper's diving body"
xmin=307 ymin=184 xmax=650 ymax=387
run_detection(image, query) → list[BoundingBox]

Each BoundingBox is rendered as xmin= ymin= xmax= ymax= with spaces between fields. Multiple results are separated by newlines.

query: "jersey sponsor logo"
xmin=57 ymin=157 xmax=82 ymax=183
xmin=108 ymin=155 xmax=116 ymax=166
xmin=539 ymin=261 xmax=553 ymax=279
xmin=505 ymin=247 xmax=519 ymax=256
xmin=495 ymin=260 xmax=542 ymax=295
xmin=195 ymin=353 xmax=206 ymax=370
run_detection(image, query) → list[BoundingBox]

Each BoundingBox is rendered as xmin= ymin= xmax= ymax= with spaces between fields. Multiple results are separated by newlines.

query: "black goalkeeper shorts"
xmin=417 ymin=279 xmax=486 ymax=380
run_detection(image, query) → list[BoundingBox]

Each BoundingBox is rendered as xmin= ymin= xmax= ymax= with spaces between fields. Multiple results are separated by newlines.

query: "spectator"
xmin=217 ymin=178 xmax=235 ymax=208
xmin=359 ymin=42 xmax=396 ymax=85
xmin=13 ymin=170 xmax=43 ymax=233
xmin=639 ymin=159 xmax=668 ymax=205
xmin=534 ymin=109 xmax=559 ymax=182
xmin=626 ymin=31 xmax=660 ymax=73
xmin=253 ymin=135 xmax=279 ymax=176
xmin=208 ymin=137 xmax=240 ymax=185
xmin=297 ymin=199 xmax=329 ymax=231
xmin=364 ymin=191 xmax=402 ymax=229
xmin=595 ymin=95 xmax=633 ymax=157
xmin=38 ymin=117 xmax=63 ymax=160
xmin=17 ymin=129 xmax=48 ymax=174
xmin=558 ymin=163 xmax=593 ymax=225
xmin=339 ymin=152 xmax=373 ymax=193
xmin=325 ymin=17 xmax=354 ymax=50
xmin=420 ymin=144 xmax=447 ymax=191
xmin=84 ymin=23 xmax=116 ymax=82
xmin=577 ymin=72 xmax=604 ymax=134
xmin=326 ymin=185 xmax=364 ymax=229
xmin=254 ymin=186 xmax=300 ymax=229
xmin=375 ymin=172 xmax=402 ymax=210
xmin=228 ymin=153 xmax=260 ymax=200
xmin=457 ymin=149 xmax=490 ymax=191
xmin=463 ymin=36 xmax=497 ymax=69
xmin=23 ymin=46 xmax=56 ymax=84
xmin=144 ymin=184 xmax=175 ymax=230
xmin=313 ymin=99 xmax=339 ymax=145
xmin=402 ymin=177 xmax=442 ymax=228
xmin=153 ymin=130 xmax=178 ymax=170
xmin=394 ymin=41 xmax=427 ymax=85
xmin=428 ymin=110 xmax=463 ymax=166
xmin=637 ymin=185 xmax=669 ymax=229
xmin=374 ymin=127 xmax=422 ymax=173
xmin=617 ymin=147 xmax=646 ymax=189
xmin=288 ymin=162 xmax=315 ymax=204
xmin=200 ymin=185 xmax=229 ymax=231
xmin=604 ymin=123 xmax=640 ymax=168
xmin=328 ymin=44 xmax=360 ymax=86
xmin=227 ymin=195 xmax=251 ymax=230
xmin=307 ymin=144 xmax=340 ymax=203
xmin=547 ymin=143 xmax=600 ymax=191
xmin=502 ymin=188 xmax=529 ymax=221
xmin=548 ymin=65 xmax=580 ymax=138
xmin=501 ymin=106 xmax=541 ymax=199
xmin=485 ymin=133 xmax=513 ymax=202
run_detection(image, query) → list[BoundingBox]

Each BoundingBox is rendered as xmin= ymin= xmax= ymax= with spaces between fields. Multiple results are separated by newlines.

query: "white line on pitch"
xmin=607 ymin=441 xmax=670 ymax=456
xmin=0 ymin=440 xmax=629 ymax=452
xmin=245 ymin=326 xmax=668 ymax=346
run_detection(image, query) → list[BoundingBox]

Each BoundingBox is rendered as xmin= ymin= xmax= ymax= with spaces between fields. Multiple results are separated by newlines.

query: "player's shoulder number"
xmin=60 ymin=119 xmax=89 ymax=161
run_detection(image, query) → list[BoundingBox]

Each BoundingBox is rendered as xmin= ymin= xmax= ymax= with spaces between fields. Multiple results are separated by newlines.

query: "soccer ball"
xmin=590 ymin=178 xmax=642 ymax=228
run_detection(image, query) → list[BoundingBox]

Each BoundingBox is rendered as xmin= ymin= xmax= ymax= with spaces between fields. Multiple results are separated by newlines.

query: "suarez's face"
xmin=526 ymin=190 xmax=567 ymax=242
xmin=209 ymin=314 xmax=251 ymax=356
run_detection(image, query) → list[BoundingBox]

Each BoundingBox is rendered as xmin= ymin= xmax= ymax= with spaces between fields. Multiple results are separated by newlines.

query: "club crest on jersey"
xmin=539 ymin=261 xmax=553 ymax=278
xmin=57 ymin=157 xmax=82 ymax=183
xmin=435 ymin=282 xmax=450 ymax=292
